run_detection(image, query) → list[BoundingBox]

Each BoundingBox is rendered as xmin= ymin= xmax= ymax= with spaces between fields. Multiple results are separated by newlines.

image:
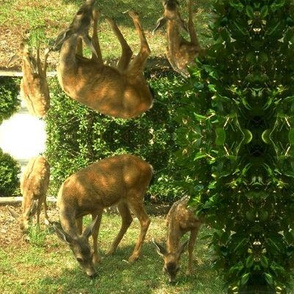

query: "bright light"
xmin=0 ymin=113 xmax=46 ymax=160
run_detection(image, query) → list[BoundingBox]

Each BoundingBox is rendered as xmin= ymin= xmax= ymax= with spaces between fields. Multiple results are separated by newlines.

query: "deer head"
xmin=153 ymin=239 xmax=188 ymax=283
xmin=153 ymin=0 xmax=187 ymax=34
xmin=55 ymin=217 xmax=99 ymax=278
xmin=53 ymin=0 xmax=96 ymax=55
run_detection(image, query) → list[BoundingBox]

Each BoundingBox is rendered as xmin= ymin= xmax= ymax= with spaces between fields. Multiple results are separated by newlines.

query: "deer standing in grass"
xmin=19 ymin=156 xmax=50 ymax=230
xmin=153 ymin=196 xmax=202 ymax=283
xmin=53 ymin=0 xmax=153 ymax=119
xmin=55 ymin=154 xmax=153 ymax=278
xmin=153 ymin=0 xmax=203 ymax=77
xmin=20 ymin=44 xmax=50 ymax=118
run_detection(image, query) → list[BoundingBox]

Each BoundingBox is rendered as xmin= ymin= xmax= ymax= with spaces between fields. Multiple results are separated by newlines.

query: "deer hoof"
xmin=128 ymin=10 xmax=139 ymax=20
xmin=128 ymin=254 xmax=139 ymax=263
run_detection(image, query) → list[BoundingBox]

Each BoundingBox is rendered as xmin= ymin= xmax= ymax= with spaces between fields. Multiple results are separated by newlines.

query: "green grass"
xmin=0 ymin=213 xmax=224 ymax=294
xmin=1 ymin=0 xmax=213 ymax=65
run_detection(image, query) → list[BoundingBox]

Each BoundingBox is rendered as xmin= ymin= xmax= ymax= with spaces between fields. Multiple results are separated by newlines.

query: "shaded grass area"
xmin=0 ymin=213 xmax=224 ymax=294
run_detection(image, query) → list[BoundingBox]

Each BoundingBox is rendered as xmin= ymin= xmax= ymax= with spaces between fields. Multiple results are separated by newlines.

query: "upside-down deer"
xmin=19 ymin=156 xmax=50 ymax=230
xmin=55 ymin=154 xmax=153 ymax=278
xmin=153 ymin=196 xmax=202 ymax=283
xmin=20 ymin=44 xmax=50 ymax=118
xmin=153 ymin=0 xmax=203 ymax=77
xmin=53 ymin=0 xmax=153 ymax=119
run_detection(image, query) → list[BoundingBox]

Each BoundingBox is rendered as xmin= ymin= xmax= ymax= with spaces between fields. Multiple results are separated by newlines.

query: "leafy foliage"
xmin=174 ymin=0 xmax=294 ymax=292
xmin=0 ymin=149 xmax=20 ymax=196
xmin=0 ymin=77 xmax=21 ymax=196
xmin=0 ymin=77 xmax=20 ymax=124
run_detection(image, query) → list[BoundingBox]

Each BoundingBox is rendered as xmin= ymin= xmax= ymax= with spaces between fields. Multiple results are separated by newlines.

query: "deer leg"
xmin=187 ymin=0 xmax=200 ymax=47
xmin=91 ymin=9 xmax=103 ymax=64
xmin=187 ymin=228 xmax=199 ymax=275
xmin=127 ymin=11 xmax=151 ymax=75
xmin=43 ymin=198 xmax=49 ymax=225
xmin=127 ymin=199 xmax=150 ymax=263
xmin=106 ymin=202 xmax=133 ymax=255
xmin=91 ymin=210 xmax=103 ymax=264
xmin=106 ymin=17 xmax=133 ymax=71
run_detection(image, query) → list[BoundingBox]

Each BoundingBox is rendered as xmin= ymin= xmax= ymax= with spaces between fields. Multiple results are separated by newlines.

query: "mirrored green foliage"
xmin=174 ymin=0 xmax=294 ymax=292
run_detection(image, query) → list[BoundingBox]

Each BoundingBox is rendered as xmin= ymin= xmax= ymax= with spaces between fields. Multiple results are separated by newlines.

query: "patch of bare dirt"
xmin=0 ymin=201 xmax=169 ymax=248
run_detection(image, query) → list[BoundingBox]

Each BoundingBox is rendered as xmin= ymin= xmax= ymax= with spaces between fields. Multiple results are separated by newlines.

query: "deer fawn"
xmin=55 ymin=154 xmax=153 ymax=278
xmin=20 ymin=44 xmax=50 ymax=118
xmin=18 ymin=156 xmax=50 ymax=231
xmin=53 ymin=0 xmax=153 ymax=119
xmin=153 ymin=0 xmax=203 ymax=77
xmin=153 ymin=196 xmax=202 ymax=283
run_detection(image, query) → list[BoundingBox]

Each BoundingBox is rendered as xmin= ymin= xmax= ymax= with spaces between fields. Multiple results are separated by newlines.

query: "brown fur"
xmin=154 ymin=0 xmax=203 ymax=77
xmin=20 ymin=156 xmax=50 ymax=230
xmin=56 ymin=154 xmax=153 ymax=278
xmin=154 ymin=196 xmax=202 ymax=282
xmin=20 ymin=45 xmax=50 ymax=118
xmin=55 ymin=0 xmax=153 ymax=119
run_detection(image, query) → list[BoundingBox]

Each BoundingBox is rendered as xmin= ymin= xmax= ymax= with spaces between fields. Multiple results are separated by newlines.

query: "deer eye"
xmin=77 ymin=257 xmax=84 ymax=263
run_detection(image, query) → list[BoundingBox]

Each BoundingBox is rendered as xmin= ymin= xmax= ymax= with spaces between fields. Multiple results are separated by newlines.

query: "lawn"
xmin=0 ymin=205 xmax=224 ymax=294
xmin=0 ymin=0 xmax=213 ymax=70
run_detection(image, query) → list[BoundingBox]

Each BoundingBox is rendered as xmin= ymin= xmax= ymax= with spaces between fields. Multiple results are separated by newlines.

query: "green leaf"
xmin=264 ymin=273 xmax=274 ymax=286
xmin=245 ymin=255 xmax=254 ymax=268
xmin=245 ymin=6 xmax=255 ymax=19
xmin=260 ymin=255 xmax=269 ymax=269
xmin=240 ymin=273 xmax=250 ymax=285
xmin=215 ymin=128 xmax=226 ymax=145
xmin=260 ymin=6 xmax=269 ymax=18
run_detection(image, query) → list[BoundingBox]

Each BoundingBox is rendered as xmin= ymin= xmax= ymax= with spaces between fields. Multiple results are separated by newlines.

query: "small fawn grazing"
xmin=153 ymin=196 xmax=202 ymax=283
xmin=153 ymin=0 xmax=203 ymax=77
xmin=55 ymin=154 xmax=153 ymax=278
xmin=20 ymin=44 xmax=50 ymax=118
xmin=19 ymin=156 xmax=50 ymax=230
xmin=53 ymin=0 xmax=153 ymax=119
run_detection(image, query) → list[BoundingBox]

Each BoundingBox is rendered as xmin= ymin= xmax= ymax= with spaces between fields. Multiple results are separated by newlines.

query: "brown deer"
xmin=54 ymin=154 xmax=153 ymax=278
xmin=153 ymin=196 xmax=202 ymax=283
xmin=153 ymin=0 xmax=203 ymax=77
xmin=20 ymin=156 xmax=50 ymax=230
xmin=53 ymin=0 xmax=153 ymax=119
xmin=20 ymin=44 xmax=50 ymax=118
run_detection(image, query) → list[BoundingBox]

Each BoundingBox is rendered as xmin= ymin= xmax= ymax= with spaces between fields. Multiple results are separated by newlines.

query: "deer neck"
xmin=166 ymin=21 xmax=182 ymax=53
xmin=166 ymin=221 xmax=182 ymax=253
xmin=59 ymin=35 xmax=79 ymax=69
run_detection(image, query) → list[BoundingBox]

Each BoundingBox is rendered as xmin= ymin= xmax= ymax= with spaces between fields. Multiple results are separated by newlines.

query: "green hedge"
xmin=45 ymin=74 xmax=185 ymax=202
xmin=0 ymin=77 xmax=21 ymax=196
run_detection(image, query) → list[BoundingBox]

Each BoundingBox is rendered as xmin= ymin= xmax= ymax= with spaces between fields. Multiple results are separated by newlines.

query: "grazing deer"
xmin=153 ymin=196 xmax=202 ymax=283
xmin=53 ymin=0 xmax=153 ymax=119
xmin=20 ymin=156 xmax=50 ymax=230
xmin=20 ymin=44 xmax=50 ymax=117
xmin=55 ymin=154 xmax=153 ymax=278
xmin=153 ymin=0 xmax=203 ymax=77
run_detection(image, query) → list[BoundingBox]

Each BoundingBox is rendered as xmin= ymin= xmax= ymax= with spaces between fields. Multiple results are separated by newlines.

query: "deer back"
xmin=57 ymin=154 xmax=153 ymax=219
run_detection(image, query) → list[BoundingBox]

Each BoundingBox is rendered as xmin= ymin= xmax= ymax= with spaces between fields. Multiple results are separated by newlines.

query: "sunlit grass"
xmin=0 ymin=212 xmax=224 ymax=294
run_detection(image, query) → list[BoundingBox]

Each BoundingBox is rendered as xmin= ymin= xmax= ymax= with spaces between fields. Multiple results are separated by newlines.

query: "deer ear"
xmin=153 ymin=239 xmax=167 ymax=257
xmin=177 ymin=240 xmax=189 ymax=256
xmin=54 ymin=225 xmax=73 ymax=244
xmin=83 ymin=215 xmax=99 ymax=239
xmin=153 ymin=17 xmax=167 ymax=34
